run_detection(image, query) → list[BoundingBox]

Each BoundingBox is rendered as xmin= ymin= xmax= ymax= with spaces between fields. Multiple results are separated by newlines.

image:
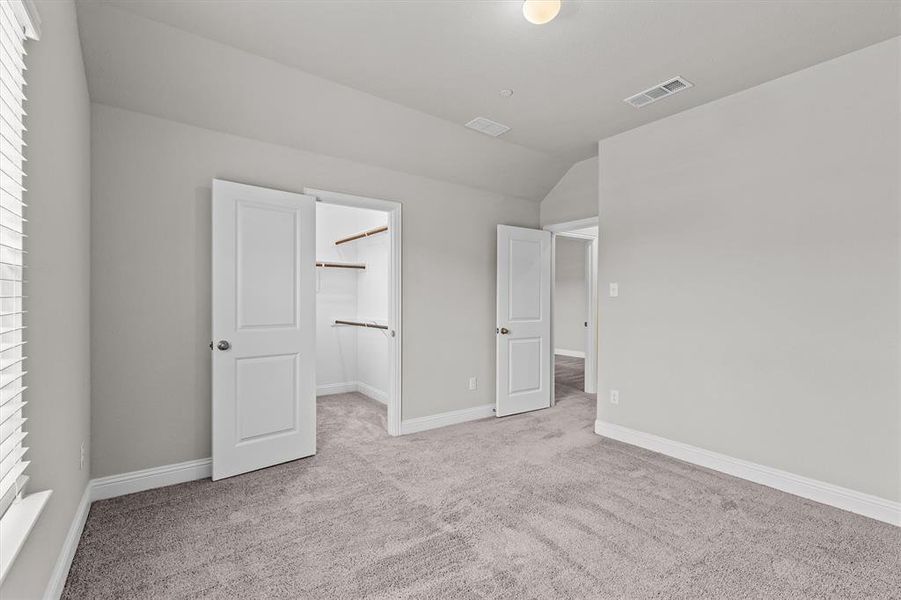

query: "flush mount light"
xmin=499 ymin=89 xmax=514 ymax=97
xmin=522 ymin=0 xmax=561 ymax=25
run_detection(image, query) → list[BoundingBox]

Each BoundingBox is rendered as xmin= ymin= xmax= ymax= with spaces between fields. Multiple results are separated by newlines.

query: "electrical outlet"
xmin=80 ymin=441 xmax=86 ymax=470
xmin=609 ymin=283 xmax=619 ymax=298
xmin=468 ymin=376 xmax=478 ymax=391
xmin=609 ymin=390 xmax=620 ymax=405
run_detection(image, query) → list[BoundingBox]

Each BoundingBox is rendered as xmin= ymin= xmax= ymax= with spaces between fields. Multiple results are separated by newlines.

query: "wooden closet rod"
xmin=316 ymin=262 xmax=365 ymax=269
xmin=334 ymin=225 xmax=388 ymax=246
xmin=334 ymin=319 xmax=389 ymax=330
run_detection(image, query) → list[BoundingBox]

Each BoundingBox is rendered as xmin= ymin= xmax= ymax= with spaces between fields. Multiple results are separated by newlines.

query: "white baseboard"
xmin=90 ymin=458 xmax=212 ymax=502
xmin=355 ymin=381 xmax=388 ymax=405
xmin=401 ymin=403 xmax=494 ymax=435
xmin=316 ymin=382 xmax=357 ymax=396
xmin=595 ymin=420 xmax=900 ymax=527
xmin=554 ymin=349 xmax=585 ymax=358
xmin=43 ymin=485 xmax=90 ymax=600
xmin=317 ymin=381 xmax=388 ymax=405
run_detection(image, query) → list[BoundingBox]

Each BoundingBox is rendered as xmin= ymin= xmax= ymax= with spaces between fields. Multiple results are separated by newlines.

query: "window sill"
xmin=0 ymin=490 xmax=51 ymax=585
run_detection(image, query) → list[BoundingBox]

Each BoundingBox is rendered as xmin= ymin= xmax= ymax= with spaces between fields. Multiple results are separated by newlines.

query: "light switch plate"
xmin=609 ymin=283 xmax=619 ymax=297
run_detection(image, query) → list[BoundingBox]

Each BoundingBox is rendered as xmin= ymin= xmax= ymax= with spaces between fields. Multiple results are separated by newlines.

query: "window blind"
xmin=0 ymin=0 xmax=32 ymax=520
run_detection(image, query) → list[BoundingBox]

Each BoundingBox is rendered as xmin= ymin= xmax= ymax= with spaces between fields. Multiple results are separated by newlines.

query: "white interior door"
xmin=496 ymin=225 xmax=552 ymax=417
xmin=212 ymin=179 xmax=316 ymax=480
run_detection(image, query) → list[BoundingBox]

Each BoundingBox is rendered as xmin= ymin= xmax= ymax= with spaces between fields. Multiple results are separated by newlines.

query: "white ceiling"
xmin=76 ymin=0 xmax=900 ymax=199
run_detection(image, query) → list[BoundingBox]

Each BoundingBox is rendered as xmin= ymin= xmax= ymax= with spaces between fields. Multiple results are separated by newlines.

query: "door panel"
xmin=235 ymin=354 xmax=298 ymax=442
xmin=509 ymin=239 xmax=542 ymax=320
xmin=509 ymin=337 xmax=542 ymax=394
xmin=212 ymin=179 xmax=316 ymax=480
xmin=496 ymin=225 xmax=552 ymax=417
xmin=237 ymin=204 xmax=299 ymax=328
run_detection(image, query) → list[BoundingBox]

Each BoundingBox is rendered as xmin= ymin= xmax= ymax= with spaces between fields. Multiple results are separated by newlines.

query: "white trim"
xmin=43 ymin=462 xmax=212 ymax=595
xmin=556 ymin=231 xmax=596 ymax=240
xmin=10 ymin=0 xmax=41 ymax=40
xmin=584 ymin=238 xmax=598 ymax=394
xmin=355 ymin=381 xmax=388 ymax=405
xmin=305 ymin=188 xmax=403 ymax=436
xmin=42 ymin=486 xmax=90 ymax=600
xmin=595 ymin=420 xmax=901 ymax=526
xmin=90 ymin=458 xmax=212 ymax=502
xmin=543 ymin=216 xmax=599 ymax=233
xmin=316 ymin=382 xmax=358 ymax=396
xmin=317 ymin=381 xmax=388 ymax=405
xmin=304 ymin=187 xmax=398 ymax=212
xmin=401 ymin=404 xmax=495 ymax=435
xmin=544 ymin=217 xmax=599 ymax=395
xmin=554 ymin=348 xmax=585 ymax=358
xmin=0 ymin=490 xmax=51 ymax=586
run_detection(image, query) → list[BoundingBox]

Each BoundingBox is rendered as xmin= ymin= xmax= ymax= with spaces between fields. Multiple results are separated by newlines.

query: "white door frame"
xmin=543 ymin=217 xmax=599 ymax=395
xmin=304 ymin=188 xmax=403 ymax=436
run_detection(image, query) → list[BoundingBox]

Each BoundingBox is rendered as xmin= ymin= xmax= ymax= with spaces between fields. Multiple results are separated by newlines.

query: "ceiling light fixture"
xmin=522 ymin=0 xmax=561 ymax=25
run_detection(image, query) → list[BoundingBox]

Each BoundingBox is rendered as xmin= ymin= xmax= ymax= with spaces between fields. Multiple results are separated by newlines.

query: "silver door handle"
xmin=499 ymin=327 xmax=510 ymax=335
xmin=217 ymin=340 xmax=231 ymax=351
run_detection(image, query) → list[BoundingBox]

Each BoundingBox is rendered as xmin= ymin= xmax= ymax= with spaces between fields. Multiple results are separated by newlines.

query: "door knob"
xmin=217 ymin=340 xmax=231 ymax=351
xmin=499 ymin=327 xmax=510 ymax=335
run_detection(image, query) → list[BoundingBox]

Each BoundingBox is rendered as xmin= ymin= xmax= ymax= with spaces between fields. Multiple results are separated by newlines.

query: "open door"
xmin=211 ymin=179 xmax=316 ymax=480
xmin=496 ymin=225 xmax=552 ymax=417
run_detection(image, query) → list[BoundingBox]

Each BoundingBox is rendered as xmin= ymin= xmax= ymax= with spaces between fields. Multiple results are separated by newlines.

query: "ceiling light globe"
xmin=522 ymin=0 xmax=561 ymax=25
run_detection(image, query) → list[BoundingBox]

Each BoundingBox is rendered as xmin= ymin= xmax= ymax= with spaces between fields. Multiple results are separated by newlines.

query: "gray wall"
xmin=554 ymin=238 xmax=587 ymax=354
xmin=90 ymin=104 xmax=538 ymax=478
xmin=540 ymin=156 xmax=598 ymax=226
xmin=0 ymin=1 xmax=92 ymax=598
xmin=596 ymin=37 xmax=900 ymax=501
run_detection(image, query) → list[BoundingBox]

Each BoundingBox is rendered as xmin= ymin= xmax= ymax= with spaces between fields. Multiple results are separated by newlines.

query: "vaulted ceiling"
xmin=76 ymin=1 xmax=900 ymax=201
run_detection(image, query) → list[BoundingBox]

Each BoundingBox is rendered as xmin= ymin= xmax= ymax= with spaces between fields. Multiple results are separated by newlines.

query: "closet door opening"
xmin=305 ymin=189 xmax=402 ymax=436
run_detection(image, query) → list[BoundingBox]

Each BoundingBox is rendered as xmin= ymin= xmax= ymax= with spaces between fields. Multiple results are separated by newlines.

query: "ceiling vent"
xmin=624 ymin=76 xmax=693 ymax=109
xmin=465 ymin=117 xmax=510 ymax=137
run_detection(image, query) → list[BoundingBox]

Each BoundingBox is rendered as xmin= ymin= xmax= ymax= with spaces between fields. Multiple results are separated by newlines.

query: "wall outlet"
xmin=609 ymin=283 xmax=619 ymax=297
xmin=609 ymin=390 xmax=620 ymax=405
xmin=468 ymin=376 xmax=478 ymax=391
xmin=80 ymin=441 xmax=86 ymax=470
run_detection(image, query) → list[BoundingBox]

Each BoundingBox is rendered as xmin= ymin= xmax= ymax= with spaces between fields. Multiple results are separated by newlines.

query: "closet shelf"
xmin=334 ymin=319 xmax=388 ymax=330
xmin=334 ymin=225 xmax=388 ymax=246
xmin=316 ymin=261 xmax=365 ymax=270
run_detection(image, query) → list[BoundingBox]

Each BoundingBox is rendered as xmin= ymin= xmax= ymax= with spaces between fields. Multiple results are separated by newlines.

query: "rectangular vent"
xmin=624 ymin=76 xmax=693 ymax=109
xmin=465 ymin=117 xmax=510 ymax=137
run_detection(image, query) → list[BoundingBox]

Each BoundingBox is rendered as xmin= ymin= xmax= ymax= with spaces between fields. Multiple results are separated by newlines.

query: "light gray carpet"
xmin=63 ymin=388 xmax=899 ymax=599
xmin=555 ymin=354 xmax=584 ymax=392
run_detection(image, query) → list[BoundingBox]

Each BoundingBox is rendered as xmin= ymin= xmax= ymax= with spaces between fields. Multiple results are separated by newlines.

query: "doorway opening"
xmin=544 ymin=218 xmax=598 ymax=402
xmin=305 ymin=188 xmax=403 ymax=436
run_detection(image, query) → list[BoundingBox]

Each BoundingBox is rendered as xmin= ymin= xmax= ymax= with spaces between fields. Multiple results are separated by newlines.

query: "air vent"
xmin=624 ymin=76 xmax=693 ymax=109
xmin=465 ymin=117 xmax=511 ymax=137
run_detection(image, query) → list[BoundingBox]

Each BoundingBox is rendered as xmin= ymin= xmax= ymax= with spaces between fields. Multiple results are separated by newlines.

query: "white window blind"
xmin=0 ymin=0 xmax=35 ymax=521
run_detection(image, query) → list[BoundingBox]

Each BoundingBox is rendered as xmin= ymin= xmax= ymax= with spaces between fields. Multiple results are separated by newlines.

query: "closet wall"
xmin=316 ymin=203 xmax=389 ymax=403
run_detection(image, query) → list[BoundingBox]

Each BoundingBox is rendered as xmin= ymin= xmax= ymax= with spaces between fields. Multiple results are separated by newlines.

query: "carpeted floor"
xmin=63 ymin=386 xmax=899 ymax=599
xmin=555 ymin=354 xmax=584 ymax=392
